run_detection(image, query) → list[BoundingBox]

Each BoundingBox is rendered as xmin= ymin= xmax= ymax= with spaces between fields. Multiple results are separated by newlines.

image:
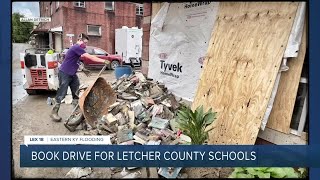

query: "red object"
xmin=142 ymin=97 xmax=155 ymax=106
xmin=48 ymin=61 xmax=58 ymax=69
xmin=81 ymin=46 xmax=123 ymax=66
xmin=29 ymin=69 xmax=48 ymax=88
xmin=61 ymin=46 xmax=123 ymax=68
xmin=177 ymin=130 xmax=182 ymax=136
xmin=20 ymin=61 xmax=25 ymax=69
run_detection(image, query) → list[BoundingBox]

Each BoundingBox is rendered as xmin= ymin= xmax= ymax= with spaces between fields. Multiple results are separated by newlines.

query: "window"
xmin=87 ymin=25 xmax=101 ymax=36
xmin=85 ymin=47 xmax=94 ymax=55
xmin=94 ymin=48 xmax=107 ymax=55
xmin=136 ymin=4 xmax=143 ymax=16
xmin=56 ymin=2 xmax=59 ymax=9
xmin=74 ymin=1 xmax=85 ymax=8
xmin=105 ymin=1 xmax=114 ymax=11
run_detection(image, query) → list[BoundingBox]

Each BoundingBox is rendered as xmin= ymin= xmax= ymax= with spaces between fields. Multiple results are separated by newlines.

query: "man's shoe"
xmin=50 ymin=103 xmax=62 ymax=122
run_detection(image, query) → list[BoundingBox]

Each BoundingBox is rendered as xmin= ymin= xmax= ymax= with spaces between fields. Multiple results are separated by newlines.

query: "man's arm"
xmin=81 ymin=53 xmax=110 ymax=64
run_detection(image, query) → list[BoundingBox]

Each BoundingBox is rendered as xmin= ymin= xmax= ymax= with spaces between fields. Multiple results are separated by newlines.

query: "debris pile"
xmin=70 ymin=71 xmax=192 ymax=178
xmin=78 ymin=72 xmax=191 ymax=145
xmin=66 ymin=167 xmax=92 ymax=178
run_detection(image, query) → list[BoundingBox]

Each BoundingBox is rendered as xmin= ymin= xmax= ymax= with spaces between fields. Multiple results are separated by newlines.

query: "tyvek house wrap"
xmin=148 ymin=2 xmax=219 ymax=101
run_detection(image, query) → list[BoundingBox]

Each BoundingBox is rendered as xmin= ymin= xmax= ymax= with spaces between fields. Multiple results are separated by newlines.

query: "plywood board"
xmin=266 ymin=22 xmax=307 ymax=134
xmin=192 ymin=2 xmax=298 ymax=145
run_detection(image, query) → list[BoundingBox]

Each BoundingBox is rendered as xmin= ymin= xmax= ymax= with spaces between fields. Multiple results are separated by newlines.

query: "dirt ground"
xmin=12 ymin=59 xmax=232 ymax=178
xmin=12 ymin=65 xmax=116 ymax=178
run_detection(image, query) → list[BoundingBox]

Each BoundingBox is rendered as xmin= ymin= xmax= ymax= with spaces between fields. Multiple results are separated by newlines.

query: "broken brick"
xmin=141 ymin=97 xmax=155 ymax=107
xmin=98 ymin=129 xmax=109 ymax=135
xmin=106 ymin=113 xmax=118 ymax=126
xmin=130 ymin=76 xmax=140 ymax=84
xmin=168 ymin=94 xmax=180 ymax=110
xmin=133 ymin=135 xmax=147 ymax=144
xmin=99 ymin=124 xmax=114 ymax=133
xmin=128 ymin=111 xmax=135 ymax=128
xmin=117 ymin=129 xmax=133 ymax=144
xmin=148 ymin=117 xmax=169 ymax=130
xmin=148 ymin=135 xmax=161 ymax=141
xmin=148 ymin=168 xmax=159 ymax=178
xmin=135 ymin=72 xmax=147 ymax=82
xmin=158 ymin=167 xmax=182 ymax=179
xmin=108 ymin=102 xmax=121 ymax=112
xmin=161 ymin=129 xmax=175 ymax=137
xmin=134 ymin=131 xmax=149 ymax=142
xmin=131 ymin=100 xmax=145 ymax=117
xmin=115 ymin=112 xmax=128 ymax=125
xmin=135 ymin=122 xmax=147 ymax=131
xmin=161 ymin=135 xmax=174 ymax=145
xmin=151 ymin=128 xmax=164 ymax=136
xmin=119 ymin=140 xmax=135 ymax=145
xmin=149 ymin=84 xmax=163 ymax=98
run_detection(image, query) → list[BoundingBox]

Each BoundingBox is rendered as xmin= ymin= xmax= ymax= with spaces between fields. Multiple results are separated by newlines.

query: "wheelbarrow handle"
xmin=97 ymin=64 xmax=108 ymax=78
xmin=65 ymin=104 xmax=80 ymax=124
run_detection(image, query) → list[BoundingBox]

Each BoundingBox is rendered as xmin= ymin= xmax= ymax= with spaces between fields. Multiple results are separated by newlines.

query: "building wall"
xmin=141 ymin=3 xmax=152 ymax=75
xmin=140 ymin=3 xmax=165 ymax=75
xmin=39 ymin=2 xmax=63 ymax=29
xmin=39 ymin=2 xmax=143 ymax=53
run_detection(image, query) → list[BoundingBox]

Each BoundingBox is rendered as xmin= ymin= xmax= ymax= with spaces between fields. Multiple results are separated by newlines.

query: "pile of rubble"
xmin=73 ymin=71 xmax=192 ymax=178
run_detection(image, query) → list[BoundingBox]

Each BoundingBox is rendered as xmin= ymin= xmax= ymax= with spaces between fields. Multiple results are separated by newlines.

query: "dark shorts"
xmin=55 ymin=70 xmax=80 ymax=104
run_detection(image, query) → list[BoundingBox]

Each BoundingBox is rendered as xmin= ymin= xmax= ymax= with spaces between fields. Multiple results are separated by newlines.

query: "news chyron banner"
xmin=20 ymin=135 xmax=320 ymax=167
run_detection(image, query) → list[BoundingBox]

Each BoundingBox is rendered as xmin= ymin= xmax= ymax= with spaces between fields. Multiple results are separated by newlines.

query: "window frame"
xmin=74 ymin=1 xmax=85 ymax=8
xmin=135 ymin=3 xmax=143 ymax=16
xmin=105 ymin=1 xmax=114 ymax=11
xmin=87 ymin=25 xmax=102 ymax=36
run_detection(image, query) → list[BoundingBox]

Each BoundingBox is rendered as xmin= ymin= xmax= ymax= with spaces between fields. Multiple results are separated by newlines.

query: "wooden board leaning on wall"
xmin=266 ymin=19 xmax=307 ymax=134
xmin=192 ymin=2 xmax=299 ymax=145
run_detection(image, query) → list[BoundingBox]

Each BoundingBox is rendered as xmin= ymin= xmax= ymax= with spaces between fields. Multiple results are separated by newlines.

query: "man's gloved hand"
xmin=104 ymin=60 xmax=110 ymax=65
xmin=82 ymin=68 xmax=91 ymax=77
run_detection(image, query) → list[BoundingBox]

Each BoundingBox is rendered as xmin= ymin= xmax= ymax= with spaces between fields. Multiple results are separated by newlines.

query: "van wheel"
xmin=26 ymin=89 xmax=37 ymax=95
xmin=110 ymin=60 xmax=120 ymax=70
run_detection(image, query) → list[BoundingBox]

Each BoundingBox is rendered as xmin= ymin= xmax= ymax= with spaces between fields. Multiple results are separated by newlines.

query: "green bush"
xmin=229 ymin=167 xmax=306 ymax=178
xmin=12 ymin=13 xmax=34 ymax=43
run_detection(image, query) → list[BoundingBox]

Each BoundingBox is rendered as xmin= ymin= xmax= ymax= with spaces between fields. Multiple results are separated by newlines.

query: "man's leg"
xmin=66 ymin=74 xmax=83 ymax=131
xmin=51 ymin=70 xmax=71 ymax=122
xmin=70 ymin=74 xmax=80 ymax=108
